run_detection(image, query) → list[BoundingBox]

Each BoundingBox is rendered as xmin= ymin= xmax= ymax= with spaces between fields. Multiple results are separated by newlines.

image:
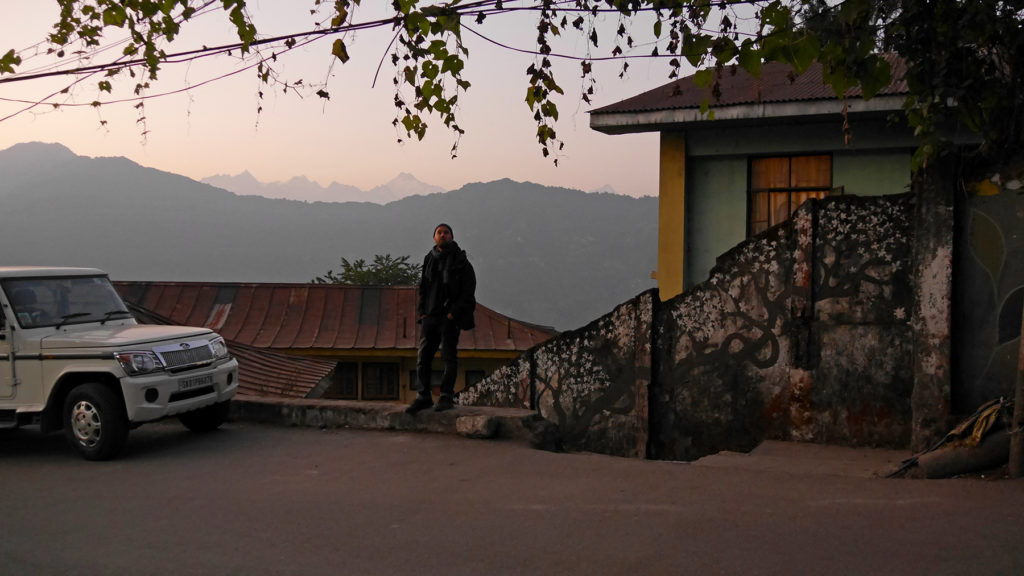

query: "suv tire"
xmin=63 ymin=383 xmax=129 ymax=461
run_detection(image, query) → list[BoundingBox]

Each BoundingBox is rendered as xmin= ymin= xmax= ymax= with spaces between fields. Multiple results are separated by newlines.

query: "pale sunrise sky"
xmin=0 ymin=1 xmax=684 ymax=197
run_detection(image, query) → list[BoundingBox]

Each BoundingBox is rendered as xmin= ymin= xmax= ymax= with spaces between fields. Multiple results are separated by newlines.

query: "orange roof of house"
xmin=591 ymin=55 xmax=908 ymax=115
xmin=114 ymin=281 xmax=557 ymax=354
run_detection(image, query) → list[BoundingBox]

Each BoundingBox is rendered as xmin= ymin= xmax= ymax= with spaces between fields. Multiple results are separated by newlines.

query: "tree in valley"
xmin=313 ymin=253 xmax=422 ymax=286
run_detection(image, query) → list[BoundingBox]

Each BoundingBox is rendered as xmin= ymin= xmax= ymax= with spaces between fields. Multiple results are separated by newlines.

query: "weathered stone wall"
xmin=651 ymin=218 xmax=804 ymax=460
xmin=650 ymin=194 xmax=915 ymax=460
xmin=462 ymin=193 xmax=928 ymax=461
xmin=462 ymin=291 xmax=654 ymax=457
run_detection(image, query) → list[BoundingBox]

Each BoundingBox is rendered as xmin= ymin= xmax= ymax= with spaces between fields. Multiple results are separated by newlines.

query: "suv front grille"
xmin=155 ymin=341 xmax=214 ymax=370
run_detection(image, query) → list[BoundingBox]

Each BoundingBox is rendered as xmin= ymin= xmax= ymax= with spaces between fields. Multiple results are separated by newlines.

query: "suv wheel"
xmin=178 ymin=400 xmax=230 ymax=433
xmin=63 ymin=383 xmax=129 ymax=461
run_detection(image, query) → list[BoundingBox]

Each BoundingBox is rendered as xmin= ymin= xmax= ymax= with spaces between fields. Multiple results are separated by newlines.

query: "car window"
xmin=2 ymin=276 xmax=130 ymax=329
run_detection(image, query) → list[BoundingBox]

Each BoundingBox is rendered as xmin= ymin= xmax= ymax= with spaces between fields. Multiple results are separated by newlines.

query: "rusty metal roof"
xmin=114 ymin=281 xmax=557 ymax=354
xmin=228 ymin=342 xmax=335 ymax=398
xmin=591 ymin=55 xmax=908 ymax=115
xmin=125 ymin=300 xmax=333 ymax=398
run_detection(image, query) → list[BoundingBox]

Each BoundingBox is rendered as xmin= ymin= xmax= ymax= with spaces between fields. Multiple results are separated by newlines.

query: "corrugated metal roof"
xmin=125 ymin=300 xmax=333 ymax=399
xmin=114 ymin=281 xmax=557 ymax=353
xmin=591 ymin=55 xmax=908 ymax=115
xmin=229 ymin=342 xmax=335 ymax=398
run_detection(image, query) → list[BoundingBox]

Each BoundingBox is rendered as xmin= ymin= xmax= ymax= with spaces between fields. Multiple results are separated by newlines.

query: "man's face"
xmin=433 ymin=225 xmax=453 ymax=248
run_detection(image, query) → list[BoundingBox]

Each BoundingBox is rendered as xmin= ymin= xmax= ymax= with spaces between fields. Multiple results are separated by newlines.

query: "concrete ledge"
xmin=229 ymin=394 xmax=549 ymax=445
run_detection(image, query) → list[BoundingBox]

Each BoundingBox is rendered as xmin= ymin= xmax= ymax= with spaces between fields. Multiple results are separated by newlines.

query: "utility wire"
xmin=0 ymin=0 xmax=851 ymax=120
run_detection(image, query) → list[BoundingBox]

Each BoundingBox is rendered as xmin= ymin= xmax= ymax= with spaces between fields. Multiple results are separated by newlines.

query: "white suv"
xmin=0 ymin=267 xmax=239 ymax=460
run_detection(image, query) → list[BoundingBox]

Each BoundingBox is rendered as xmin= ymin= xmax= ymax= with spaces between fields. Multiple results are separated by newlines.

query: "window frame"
xmin=323 ymin=362 xmax=358 ymax=400
xmin=747 ymin=154 xmax=834 ymax=237
xmin=362 ymin=362 xmax=400 ymax=401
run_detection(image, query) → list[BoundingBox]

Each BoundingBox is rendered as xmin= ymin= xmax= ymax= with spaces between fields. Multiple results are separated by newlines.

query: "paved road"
xmin=1 ymin=421 xmax=1022 ymax=576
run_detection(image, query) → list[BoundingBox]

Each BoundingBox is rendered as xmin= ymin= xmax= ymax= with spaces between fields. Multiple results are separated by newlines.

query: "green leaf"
xmin=789 ymin=34 xmax=819 ymax=74
xmin=0 ymin=49 xmax=21 ymax=74
xmin=102 ymin=5 xmax=128 ymax=27
xmin=525 ymin=86 xmax=537 ymax=109
xmin=858 ymin=56 xmax=892 ymax=100
xmin=441 ymin=55 xmax=463 ymax=75
xmin=682 ymin=33 xmax=713 ymax=67
xmin=331 ymin=6 xmax=349 ymax=27
xmin=737 ymin=42 xmax=760 ymax=77
xmin=693 ymin=68 xmax=714 ymax=88
xmin=421 ymin=59 xmax=439 ymax=80
xmin=711 ymin=37 xmax=737 ymax=64
xmin=406 ymin=12 xmax=429 ymax=35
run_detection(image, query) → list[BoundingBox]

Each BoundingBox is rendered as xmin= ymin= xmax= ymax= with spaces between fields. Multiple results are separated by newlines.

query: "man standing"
xmin=406 ymin=223 xmax=476 ymax=414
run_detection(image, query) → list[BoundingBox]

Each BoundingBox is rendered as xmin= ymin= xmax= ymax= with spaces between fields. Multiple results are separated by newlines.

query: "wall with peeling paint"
xmin=461 ymin=187 xmax=951 ymax=461
xmin=460 ymin=292 xmax=654 ymax=457
xmin=652 ymin=194 xmax=915 ymax=460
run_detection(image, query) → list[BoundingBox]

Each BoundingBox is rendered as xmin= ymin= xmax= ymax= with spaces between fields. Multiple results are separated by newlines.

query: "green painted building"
xmin=590 ymin=56 xmax=917 ymax=297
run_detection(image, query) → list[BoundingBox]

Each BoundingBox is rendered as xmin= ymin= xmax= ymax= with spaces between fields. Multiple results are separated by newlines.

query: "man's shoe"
xmin=405 ymin=396 xmax=434 ymax=415
xmin=434 ymin=396 xmax=455 ymax=412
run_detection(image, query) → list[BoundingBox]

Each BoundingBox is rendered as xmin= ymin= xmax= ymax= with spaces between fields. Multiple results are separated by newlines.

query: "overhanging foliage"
xmin=2 ymin=0 xmax=1022 ymax=167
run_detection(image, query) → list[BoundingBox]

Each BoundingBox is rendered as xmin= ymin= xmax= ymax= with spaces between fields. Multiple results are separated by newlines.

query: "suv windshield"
xmin=3 ymin=275 xmax=131 ymax=329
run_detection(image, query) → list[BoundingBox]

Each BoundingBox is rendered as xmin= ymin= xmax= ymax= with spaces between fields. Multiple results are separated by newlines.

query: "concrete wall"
xmin=460 ymin=292 xmax=654 ymax=457
xmin=952 ymin=162 xmax=1024 ymax=412
xmin=462 ymin=183 xmax=953 ymax=461
xmin=650 ymin=194 xmax=915 ymax=460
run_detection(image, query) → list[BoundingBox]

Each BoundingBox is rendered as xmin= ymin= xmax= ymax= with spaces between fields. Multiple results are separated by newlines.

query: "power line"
xmin=0 ymin=0 xmax=796 ymax=121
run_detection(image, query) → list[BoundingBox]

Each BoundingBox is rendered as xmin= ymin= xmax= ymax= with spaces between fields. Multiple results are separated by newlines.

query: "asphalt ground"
xmin=1 ymin=420 xmax=1023 ymax=576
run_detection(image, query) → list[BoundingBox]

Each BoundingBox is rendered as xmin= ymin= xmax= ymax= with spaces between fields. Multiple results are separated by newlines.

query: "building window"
xmin=324 ymin=362 xmax=358 ymax=400
xmin=363 ymin=363 xmax=400 ymax=400
xmin=465 ymin=370 xmax=486 ymax=388
xmin=749 ymin=155 xmax=833 ymax=236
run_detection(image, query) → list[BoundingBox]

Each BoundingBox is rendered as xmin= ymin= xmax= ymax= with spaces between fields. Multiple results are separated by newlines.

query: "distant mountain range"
xmin=202 ymin=171 xmax=626 ymax=204
xmin=201 ymin=171 xmax=444 ymax=204
xmin=0 ymin=142 xmax=657 ymax=329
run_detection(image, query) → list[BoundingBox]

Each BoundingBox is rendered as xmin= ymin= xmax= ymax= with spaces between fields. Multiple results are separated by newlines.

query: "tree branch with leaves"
xmin=2 ymin=0 xmax=1022 ymax=167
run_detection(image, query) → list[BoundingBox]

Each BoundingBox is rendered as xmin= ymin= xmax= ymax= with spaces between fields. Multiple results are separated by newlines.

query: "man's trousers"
xmin=416 ymin=315 xmax=461 ymax=398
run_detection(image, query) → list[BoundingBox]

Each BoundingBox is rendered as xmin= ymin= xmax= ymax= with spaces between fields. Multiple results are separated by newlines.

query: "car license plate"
xmin=178 ymin=374 xmax=213 ymax=391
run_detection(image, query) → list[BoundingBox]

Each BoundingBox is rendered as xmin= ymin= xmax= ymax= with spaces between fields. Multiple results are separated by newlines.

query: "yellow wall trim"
xmin=658 ymin=132 xmax=687 ymax=301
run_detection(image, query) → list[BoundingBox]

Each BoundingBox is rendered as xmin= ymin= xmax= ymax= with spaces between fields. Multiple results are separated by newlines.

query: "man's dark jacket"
xmin=418 ymin=241 xmax=476 ymax=330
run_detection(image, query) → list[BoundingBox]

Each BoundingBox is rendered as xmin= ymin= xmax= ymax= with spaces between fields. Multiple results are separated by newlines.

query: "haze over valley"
xmin=0 ymin=142 xmax=657 ymax=330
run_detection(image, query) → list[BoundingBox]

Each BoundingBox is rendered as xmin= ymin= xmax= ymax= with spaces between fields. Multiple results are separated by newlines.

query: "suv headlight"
xmin=210 ymin=336 xmax=230 ymax=359
xmin=116 ymin=351 xmax=164 ymax=376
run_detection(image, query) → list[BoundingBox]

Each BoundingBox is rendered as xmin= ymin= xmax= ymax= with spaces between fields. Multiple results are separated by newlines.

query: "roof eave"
xmin=590 ymin=94 xmax=907 ymax=135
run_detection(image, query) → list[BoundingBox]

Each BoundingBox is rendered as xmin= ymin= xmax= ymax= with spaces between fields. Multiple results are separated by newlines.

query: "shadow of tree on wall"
xmin=532 ymin=297 xmax=651 ymax=456
xmin=463 ymin=194 xmax=918 ymax=460
xmin=654 ymin=194 xmax=914 ymax=461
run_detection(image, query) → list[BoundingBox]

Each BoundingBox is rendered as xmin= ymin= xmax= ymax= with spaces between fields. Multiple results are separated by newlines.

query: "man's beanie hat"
xmin=434 ymin=223 xmax=454 ymax=237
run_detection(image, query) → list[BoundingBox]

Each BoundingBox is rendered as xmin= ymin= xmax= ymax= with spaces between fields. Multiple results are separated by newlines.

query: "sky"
xmin=0 ymin=1 xmax=682 ymax=197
